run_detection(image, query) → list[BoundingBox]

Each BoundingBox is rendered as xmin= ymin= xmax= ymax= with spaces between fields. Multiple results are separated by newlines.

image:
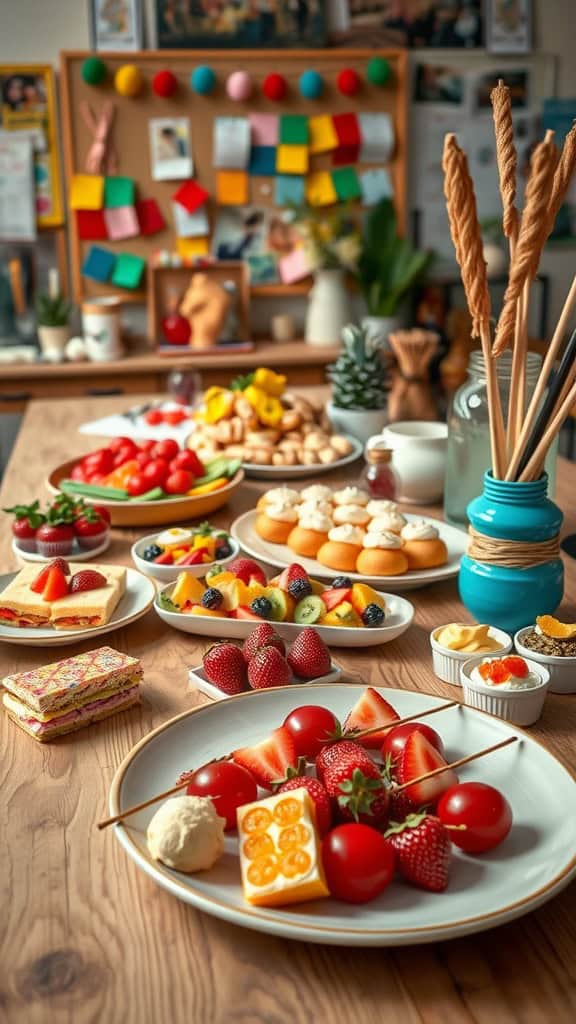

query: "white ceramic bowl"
xmin=370 ymin=421 xmax=448 ymax=504
xmin=430 ymin=624 xmax=513 ymax=685
xmin=460 ymin=655 xmax=550 ymax=726
xmin=514 ymin=627 xmax=576 ymax=694
xmin=131 ymin=532 xmax=240 ymax=582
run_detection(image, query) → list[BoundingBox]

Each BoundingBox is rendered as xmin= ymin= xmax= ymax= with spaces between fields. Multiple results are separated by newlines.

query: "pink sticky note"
xmin=278 ymin=247 xmax=312 ymax=284
xmin=103 ymin=205 xmax=139 ymax=241
xmin=249 ymin=112 xmax=279 ymax=147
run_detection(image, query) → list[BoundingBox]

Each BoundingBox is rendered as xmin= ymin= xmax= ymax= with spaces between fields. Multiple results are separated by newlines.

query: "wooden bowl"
xmin=46 ymin=460 xmax=245 ymax=527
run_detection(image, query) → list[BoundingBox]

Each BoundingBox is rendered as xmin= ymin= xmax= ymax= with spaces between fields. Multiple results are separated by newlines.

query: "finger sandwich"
xmin=0 ymin=563 xmax=126 ymax=630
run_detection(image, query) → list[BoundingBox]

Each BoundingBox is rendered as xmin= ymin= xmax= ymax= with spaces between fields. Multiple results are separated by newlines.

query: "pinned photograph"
xmin=149 ymin=117 xmax=193 ymax=181
xmin=90 ymin=0 xmax=143 ymax=51
xmin=212 ymin=207 xmax=269 ymax=262
xmin=413 ymin=64 xmax=464 ymax=104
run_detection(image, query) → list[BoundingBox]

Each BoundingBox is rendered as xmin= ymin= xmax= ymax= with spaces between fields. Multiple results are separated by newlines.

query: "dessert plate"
xmin=0 ymin=568 xmax=156 ymax=647
xmin=240 ymin=436 xmax=363 ymax=480
xmin=110 ymin=683 xmax=576 ymax=947
xmin=231 ymin=511 xmax=467 ymax=591
xmin=12 ymin=534 xmax=111 ymax=563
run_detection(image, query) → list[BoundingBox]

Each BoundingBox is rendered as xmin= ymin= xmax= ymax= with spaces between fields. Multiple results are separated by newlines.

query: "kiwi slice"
xmin=294 ymin=595 xmax=325 ymax=625
xmin=265 ymin=587 xmax=290 ymax=622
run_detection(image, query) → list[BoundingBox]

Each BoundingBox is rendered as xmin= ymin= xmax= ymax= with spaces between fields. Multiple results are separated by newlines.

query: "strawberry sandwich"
xmin=0 ymin=561 xmax=126 ymax=630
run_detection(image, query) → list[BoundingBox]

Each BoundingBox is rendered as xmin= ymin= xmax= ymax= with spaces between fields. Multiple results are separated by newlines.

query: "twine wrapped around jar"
xmin=467 ymin=526 xmax=561 ymax=568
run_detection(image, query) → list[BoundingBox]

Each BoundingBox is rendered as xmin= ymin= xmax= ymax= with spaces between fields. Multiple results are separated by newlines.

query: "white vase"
xmin=82 ymin=297 xmax=123 ymax=362
xmin=361 ymin=314 xmax=402 ymax=352
xmin=37 ymin=325 xmax=69 ymax=363
xmin=326 ymin=400 xmax=388 ymax=446
xmin=305 ymin=269 xmax=351 ymax=348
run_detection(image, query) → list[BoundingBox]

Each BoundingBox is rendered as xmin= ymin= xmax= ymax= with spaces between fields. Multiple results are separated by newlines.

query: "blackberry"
xmin=288 ymin=577 xmax=313 ymax=599
xmin=332 ymin=575 xmax=352 ymax=588
xmin=143 ymin=544 xmax=162 ymax=562
xmin=216 ymin=540 xmax=233 ymax=558
xmin=362 ymin=603 xmax=386 ymax=628
xmin=251 ymin=597 xmax=273 ymax=618
xmin=202 ymin=587 xmax=223 ymax=610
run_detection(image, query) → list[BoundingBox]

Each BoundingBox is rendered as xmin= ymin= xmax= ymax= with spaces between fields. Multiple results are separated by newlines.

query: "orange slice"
xmin=536 ymin=615 xmax=576 ymax=639
xmin=272 ymin=797 xmax=302 ymax=827
xmin=280 ymin=848 xmax=311 ymax=879
xmin=277 ymin=823 xmax=311 ymax=851
xmin=242 ymin=806 xmax=272 ymax=834
xmin=242 ymin=833 xmax=275 ymax=861
xmin=247 ymin=855 xmax=278 ymax=887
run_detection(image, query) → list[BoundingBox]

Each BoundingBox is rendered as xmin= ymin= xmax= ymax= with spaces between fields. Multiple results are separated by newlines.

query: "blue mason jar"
xmin=459 ymin=471 xmax=564 ymax=632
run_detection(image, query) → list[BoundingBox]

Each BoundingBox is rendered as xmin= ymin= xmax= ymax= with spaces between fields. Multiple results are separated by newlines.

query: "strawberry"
xmin=202 ymin=643 xmax=248 ymax=695
xmin=154 ymin=551 xmax=174 ymax=565
xmin=315 ymin=738 xmax=373 ymax=784
xmin=287 ymin=627 xmax=331 ymax=680
xmin=30 ymin=558 xmax=70 ymax=593
xmin=320 ymin=587 xmax=352 ymax=612
xmin=232 ymin=726 xmax=297 ymax=789
xmin=176 ymin=548 xmax=208 ymax=565
xmin=343 ymin=687 xmax=400 ymax=749
xmin=242 ymin=623 xmax=285 ymax=663
xmin=277 ymin=773 xmax=332 ymax=836
xmin=384 ymin=813 xmax=452 ymax=892
xmin=69 ymin=570 xmax=107 ymax=594
xmin=234 ymin=606 xmax=264 ymax=621
xmin=381 ymin=753 xmax=415 ymax=822
xmin=42 ymin=565 xmax=69 ymax=602
xmin=396 ymin=731 xmax=459 ymax=809
xmin=278 ymin=563 xmax=308 ymax=592
xmin=227 ymin=557 xmax=266 ymax=586
xmin=323 ymin=759 xmax=389 ymax=827
xmin=248 ymin=647 xmax=291 ymax=689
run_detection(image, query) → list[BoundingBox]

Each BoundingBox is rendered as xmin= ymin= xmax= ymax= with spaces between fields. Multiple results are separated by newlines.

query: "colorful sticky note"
xmin=248 ymin=146 xmax=277 ymax=176
xmin=332 ymin=113 xmax=361 ymax=165
xmin=280 ymin=115 xmax=308 ymax=145
xmin=81 ymin=246 xmax=115 ymax=282
xmin=276 ymin=145 xmax=308 ymax=175
xmin=103 ymin=205 xmax=139 ymax=241
xmin=76 ymin=209 xmax=108 ymax=241
xmin=278 ymin=247 xmax=312 ymax=284
xmin=332 ymin=166 xmax=361 ymax=202
xmin=70 ymin=174 xmax=104 ymax=211
xmin=172 ymin=201 xmax=210 ymax=238
xmin=274 ymin=175 xmax=305 ymax=206
xmin=111 ymin=252 xmax=145 ymax=290
xmin=177 ymin=237 xmax=210 ymax=259
xmin=216 ymin=170 xmax=248 ymax=205
xmin=172 ymin=179 xmax=209 ymax=213
xmin=359 ymin=168 xmax=394 ymax=206
xmin=136 ymin=198 xmax=165 ymax=235
xmin=306 ymin=171 xmax=337 ymax=207
xmin=358 ymin=112 xmax=394 ymax=164
xmin=249 ymin=112 xmax=279 ymax=146
xmin=309 ymin=115 xmax=338 ymax=155
xmin=214 ymin=116 xmax=251 ymax=170
xmin=104 ymin=176 xmax=135 ymax=208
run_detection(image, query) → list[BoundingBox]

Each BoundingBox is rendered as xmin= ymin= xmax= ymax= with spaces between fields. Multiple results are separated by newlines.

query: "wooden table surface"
xmin=1 ymin=396 xmax=575 ymax=1024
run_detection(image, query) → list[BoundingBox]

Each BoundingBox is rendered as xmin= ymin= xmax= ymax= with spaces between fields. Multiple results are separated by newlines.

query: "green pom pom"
xmin=82 ymin=57 xmax=106 ymax=86
xmin=367 ymin=57 xmax=391 ymax=87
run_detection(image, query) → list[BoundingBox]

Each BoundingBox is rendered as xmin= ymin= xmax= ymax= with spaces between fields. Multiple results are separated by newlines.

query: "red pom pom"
xmin=337 ymin=68 xmax=361 ymax=96
xmin=263 ymin=73 xmax=287 ymax=101
xmin=152 ymin=70 xmax=178 ymax=98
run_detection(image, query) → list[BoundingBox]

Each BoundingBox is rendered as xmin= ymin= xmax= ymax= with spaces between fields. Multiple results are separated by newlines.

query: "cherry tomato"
xmin=164 ymin=409 xmax=187 ymax=426
xmin=140 ymin=440 xmax=156 ymax=453
xmin=142 ymin=459 xmax=169 ymax=488
xmin=145 ymin=409 xmax=163 ymax=426
xmin=91 ymin=505 xmax=111 ymax=524
xmin=165 ymin=469 xmax=193 ymax=494
xmin=108 ymin=436 xmax=136 ymax=453
xmin=113 ymin=445 xmax=138 ymax=469
xmin=186 ymin=761 xmax=257 ymax=830
xmin=135 ymin=451 xmax=151 ymax=468
xmin=126 ymin=473 xmax=149 ymax=497
xmin=151 ymin=439 xmax=180 ymax=462
xmin=83 ymin=448 xmax=114 ymax=475
xmin=86 ymin=473 xmax=106 ymax=485
xmin=169 ymin=449 xmax=203 ymax=476
xmin=70 ymin=464 xmax=87 ymax=482
xmin=381 ymin=722 xmax=445 ymax=762
xmin=282 ymin=705 xmax=340 ymax=759
xmin=322 ymin=824 xmax=395 ymax=904
xmin=437 ymin=782 xmax=513 ymax=853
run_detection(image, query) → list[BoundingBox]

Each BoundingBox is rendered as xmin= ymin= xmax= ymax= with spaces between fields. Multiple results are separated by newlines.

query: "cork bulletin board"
xmin=60 ymin=49 xmax=408 ymax=306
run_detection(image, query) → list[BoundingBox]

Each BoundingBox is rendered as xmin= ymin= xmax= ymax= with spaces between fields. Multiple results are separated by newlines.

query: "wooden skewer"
xmin=507 ymin=279 xmax=531 ymax=454
xmin=351 ymin=700 xmax=459 ymax=742
xmin=479 ymin=321 xmax=506 ymax=478
xmin=518 ymin=374 xmax=576 ymax=481
xmin=395 ymin=735 xmax=519 ymax=793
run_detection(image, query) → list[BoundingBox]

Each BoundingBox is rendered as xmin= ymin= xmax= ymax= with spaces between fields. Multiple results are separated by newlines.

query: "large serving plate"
xmin=240 ymin=436 xmax=363 ymax=479
xmin=110 ymin=683 xmax=576 ymax=946
xmin=0 ymin=568 xmax=155 ymax=647
xmin=154 ymin=583 xmax=414 ymax=648
xmin=231 ymin=510 xmax=467 ymax=591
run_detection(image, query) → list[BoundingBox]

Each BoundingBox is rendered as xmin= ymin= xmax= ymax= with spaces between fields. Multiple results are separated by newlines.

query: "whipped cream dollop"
xmin=327 ymin=524 xmax=365 ymax=545
xmin=435 ymin=623 xmax=504 ymax=654
xmin=147 ymin=795 xmax=225 ymax=873
xmin=298 ymin=510 xmax=333 ymax=533
xmin=333 ymin=486 xmax=370 ymax=507
xmin=363 ymin=530 xmax=403 ymax=550
xmin=333 ymin=503 xmax=371 ymax=526
xmin=300 ymin=484 xmax=333 ymax=503
xmin=369 ymin=511 xmax=407 ymax=534
xmin=297 ymin=499 xmax=333 ymax=519
xmin=470 ymin=657 xmax=541 ymax=690
xmin=156 ymin=528 xmax=194 ymax=547
xmin=401 ymin=520 xmax=440 ymax=541
xmin=366 ymin=499 xmax=399 ymax=518
xmin=261 ymin=487 xmax=301 ymax=506
xmin=265 ymin=501 xmax=299 ymax=523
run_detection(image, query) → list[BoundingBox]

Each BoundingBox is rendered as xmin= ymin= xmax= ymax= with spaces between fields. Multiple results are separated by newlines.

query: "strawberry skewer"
xmin=394 ymin=735 xmax=518 ymax=793
xmin=347 ymin=699 xmax=459 ymax=743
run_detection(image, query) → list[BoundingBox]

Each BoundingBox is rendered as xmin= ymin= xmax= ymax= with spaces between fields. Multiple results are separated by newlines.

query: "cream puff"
xmin=332 ymin=503 xmax=372 ymax=527
xmin=300 ymin=484 xmax=334 ymax=504
xmin=366 ymin=499 xmax=399 ymax=518
xmin=401 ymin=520 xmax=448 ymax=569
xmin=356 ymin=530 xmax=409 ymax=576
xmin=288 ymin=510 xmax=332 ymax=559
xmin=316 ymin=524 xmax=364 ymax=573
xmin=332 ymin=486 xmax=370 ymax=508
xmin=368 ymin=510 xmax=407 ymax=535
xmin=255 ymin=501 xmax=299 ymax=544
xmin=256 ymin=487 xmax=301 ymax=512
xmin=297 ymin=499 xmax=334 ymax=520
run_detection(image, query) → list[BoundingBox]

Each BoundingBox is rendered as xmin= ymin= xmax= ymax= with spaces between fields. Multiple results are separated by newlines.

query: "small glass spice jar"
xmin=359 ymin=446 xmax=398 ymax=500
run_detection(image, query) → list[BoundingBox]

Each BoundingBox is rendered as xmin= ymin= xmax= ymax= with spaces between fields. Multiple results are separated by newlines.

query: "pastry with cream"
xmin=369 ymin=510 xmax=407 ymax=535
xmin=287 ymin=510 xmax=332 ymax=558
xmin=366 ymin=499 xmax=399 ymax=518
xmin=147 ymin=795 xmax=225 ymax=873
xmin=300 ymin=484 xmax=334 ymax=504
xmin=401 ymin=520 xmax=448 ymax=569
xmin=356 ymin=530 xmax=409 ymax=576
xmin=434 ymin=623 xmax=504 ymax=654
xmin=297 ymin=499 xmax=334 ymax=520
xmin=255 ymin=501 xmax=299 ymax=543
xmin=332 ymin=503 xmax=371 ymax=528
xmin=332 ymin=486 xmax=370 ymax=507
xmin=256 ymin=487 xmax=301 ymax=512
xmin=316 ymin=524 xmax=365 ymax=572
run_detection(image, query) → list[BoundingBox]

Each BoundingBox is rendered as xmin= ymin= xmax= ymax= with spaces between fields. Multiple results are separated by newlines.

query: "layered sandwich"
xmin=0 ymin=562 xmax=126 ymax=630
xmin=2 ymin=645 xmax=143 ymax=741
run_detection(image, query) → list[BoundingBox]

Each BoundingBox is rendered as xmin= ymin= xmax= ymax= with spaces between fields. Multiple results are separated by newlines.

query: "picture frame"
xmin=486 ymin=0 xmax=532 ymax=55
xmin=89 ymin=0 xmax=143 ymax=52
xmin=154 ymin=0 xmax=326 ymax=49
xmin=147 ymin=262 xmax=251 ymax=347
xmin=330 ymin=2 xmax=483 ymax=49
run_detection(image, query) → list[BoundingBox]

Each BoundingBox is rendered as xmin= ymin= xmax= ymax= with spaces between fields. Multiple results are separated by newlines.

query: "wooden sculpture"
xmin=179 ymin=273 xmax=232 ymax=350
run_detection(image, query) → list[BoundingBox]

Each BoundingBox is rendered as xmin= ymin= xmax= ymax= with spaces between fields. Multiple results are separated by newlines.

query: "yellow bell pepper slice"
xmin=187 ymin=477 xmax=228 ymax=495
xmin=204 ymin=390 xmax=235 ymax=424
xmin=257 ymin=395 xmax=284 ymax=426
xmin=253 ymin=367 xmax=287 ymax=397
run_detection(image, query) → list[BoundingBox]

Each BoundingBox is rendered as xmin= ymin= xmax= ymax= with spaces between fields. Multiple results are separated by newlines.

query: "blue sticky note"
xmin=359 ymin=168 xmax=393 ymax=207
xmin=81 ymin=246 xmax=116 ymax=282
xmin=274 ymin=175 xmax=305 ymax=206
xmin=248 ymin=146 xmax=277 ymax=176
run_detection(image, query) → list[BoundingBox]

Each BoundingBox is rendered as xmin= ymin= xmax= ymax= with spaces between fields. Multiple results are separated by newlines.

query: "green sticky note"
xmin=280 ymin=114 xmax=308 ymax=145
xmin=332 ymin=166 xmax=361 ymax=202
xmin=112 ymin=252 xmax=145 ymax=289
xmin=104 ymin=176 xmax=135 ymax=208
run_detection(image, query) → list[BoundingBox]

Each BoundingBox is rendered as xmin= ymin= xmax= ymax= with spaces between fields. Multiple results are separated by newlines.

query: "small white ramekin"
xmin=430 ymin=625 xmax=513 ymax=685
xmin=460 ymin=655 xmax=550 ymax=726
xmin=514 ymin=628 xmax=576 ymax=694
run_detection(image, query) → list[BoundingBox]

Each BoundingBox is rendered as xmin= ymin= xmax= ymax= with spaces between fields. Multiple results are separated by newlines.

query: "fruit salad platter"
xmin=108 ymin=683 xmax=576 ymax=946
xmin=153 ymin=558 xmax=415 ymax=647
xmin=131 ymin=522 xmax=239 ymax=582
xmin=5 ymin=494 xmax=111 ymax=562
xmin=47 ymin=436 xmax=244 ymax=527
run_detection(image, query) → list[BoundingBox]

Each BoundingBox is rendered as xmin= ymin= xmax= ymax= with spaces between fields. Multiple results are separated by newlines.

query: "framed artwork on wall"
xmin=330 ymin=1 xmax=483 ymax=48
xmin=154 ymin=0 xmax=326 ymax=49
xmin=486 ymin=0 xmax=532 ymax=54
xmin=89 ymin=0 xmax=144 ymax=52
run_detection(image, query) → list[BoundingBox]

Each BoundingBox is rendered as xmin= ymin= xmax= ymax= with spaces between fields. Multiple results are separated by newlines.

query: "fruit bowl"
xmin=46 ymin=459 xmax=245 ymax=527
xmin=132 ymin=532 xmax=240 ymax=582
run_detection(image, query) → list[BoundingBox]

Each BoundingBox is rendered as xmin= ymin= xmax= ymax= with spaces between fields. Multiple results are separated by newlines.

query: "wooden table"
xmin=1 ymin=396 xmax=575 ymax=1024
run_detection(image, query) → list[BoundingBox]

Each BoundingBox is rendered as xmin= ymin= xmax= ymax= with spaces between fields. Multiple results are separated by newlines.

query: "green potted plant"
xmin=326 ymin=323 xmax=389 ymax=444
xmin=36 ymin=285 xmax=72 ymax=362
xmin=357 ymin=199 xmax=432 ymax=347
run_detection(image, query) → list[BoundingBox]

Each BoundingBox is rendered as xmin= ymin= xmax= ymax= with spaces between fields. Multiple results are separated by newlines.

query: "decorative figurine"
xmin=179 ymin=273 xmax=232 ymax=350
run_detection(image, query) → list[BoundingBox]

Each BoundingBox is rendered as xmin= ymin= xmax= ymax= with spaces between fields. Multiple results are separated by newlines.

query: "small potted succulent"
xmin=36 ymin=283 xmax=72 ymax=363
xmin=326 ymin=323 xmax=389 ymax=444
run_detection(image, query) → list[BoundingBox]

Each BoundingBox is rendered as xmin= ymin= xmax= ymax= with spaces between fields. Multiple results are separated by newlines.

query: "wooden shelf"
xmin=251 ymin=283 xmax=311 ymax=297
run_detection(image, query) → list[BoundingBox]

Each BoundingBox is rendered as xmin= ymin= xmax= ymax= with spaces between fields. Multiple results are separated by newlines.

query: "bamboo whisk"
xmin=388 ymin=329 xmax=439 ymax=379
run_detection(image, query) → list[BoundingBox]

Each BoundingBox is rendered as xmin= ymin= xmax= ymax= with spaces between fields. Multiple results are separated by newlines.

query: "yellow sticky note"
xmin=309 ymin=115 xmax=338 ymax=155
xmin=69 ymin=174 xmax=104 ymax=211
xmin=216 ymin=170 xmax=248 ymax=205
xmin=177 ymin=237 xmax=210 ymax=259
xmin=276 ymin=145 xmax=309 ymax=175
xmin=306 ymin=171 xmax=337 ymax=207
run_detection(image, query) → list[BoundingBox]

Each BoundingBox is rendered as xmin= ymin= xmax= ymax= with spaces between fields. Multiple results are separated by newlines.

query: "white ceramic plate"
xmin=110 ymin=683 xmax=576 ymax=946
xmin=0 ymin=568 xmax=156 ymax=647
xmin=154 ymin=584 xmax=414 ymax=648
xmin=131 ymin=532 xmax=240 ymax=583
xmin=189 ymin=656 xmax=342 ymax=701
xmin=241 ymin=436 xmax=363 ymax=480
xmin=12 ymin=534 xmax=111 ymax=563
xmin=231 ymin=511 xmax=467 ymax=591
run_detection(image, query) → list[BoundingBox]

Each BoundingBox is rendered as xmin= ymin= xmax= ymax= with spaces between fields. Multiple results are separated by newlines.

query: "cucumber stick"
xmin=59 ymin=479 xmax=129 ymax=501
